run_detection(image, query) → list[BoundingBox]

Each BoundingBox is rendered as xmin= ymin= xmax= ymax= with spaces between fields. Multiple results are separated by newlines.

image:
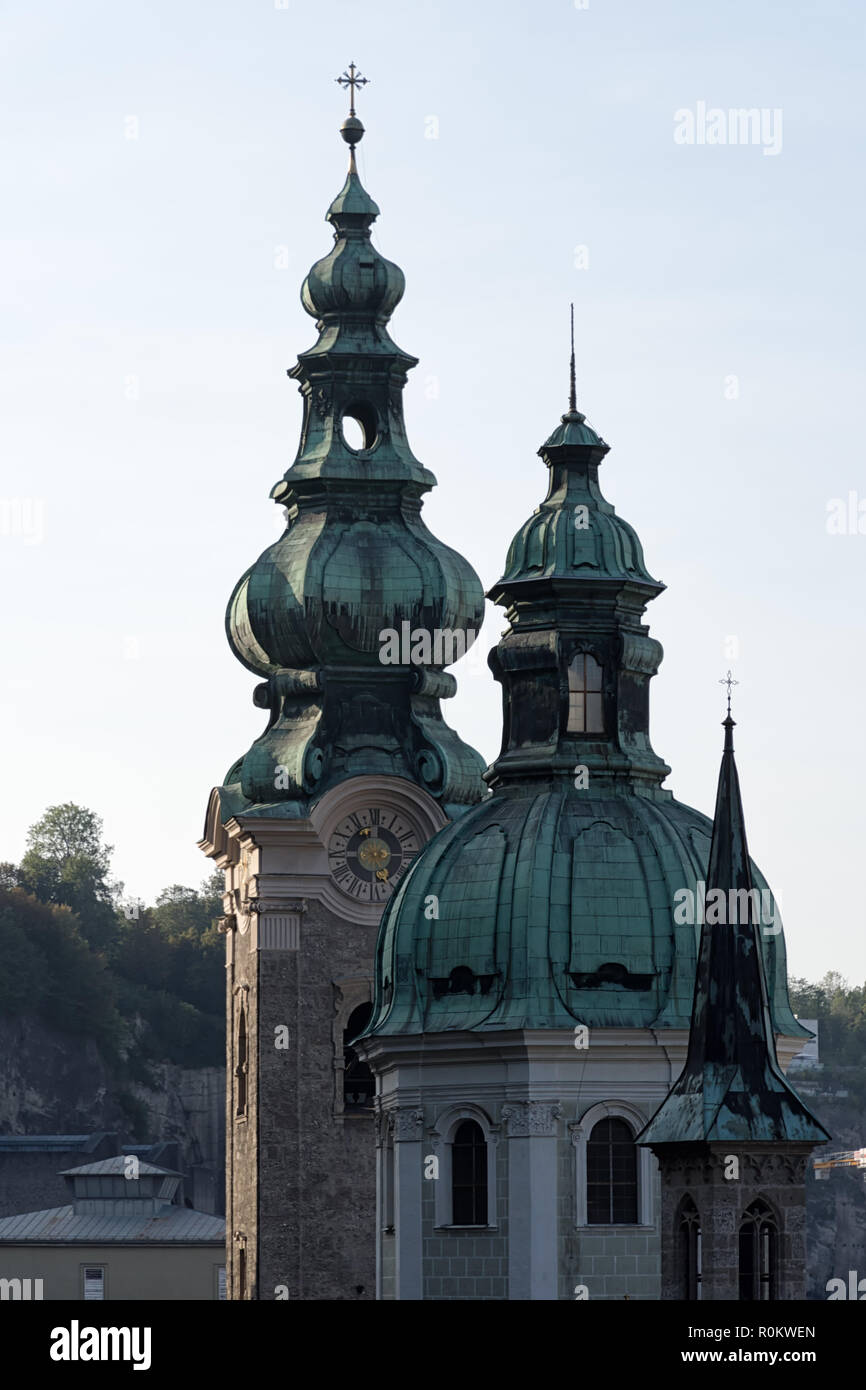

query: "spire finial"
xmin=336 ymin=62 xmax=369 ymax=118
xmin=719 ymin=669 xmax=739 ymax=718
xmin=568 ymin=302 xmax=577 ymax=414
xmin=335 ymin=63 xmax=369 ymax=169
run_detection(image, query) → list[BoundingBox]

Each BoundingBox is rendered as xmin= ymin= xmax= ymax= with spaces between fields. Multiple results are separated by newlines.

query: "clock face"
xmin=328 ymin=807 xmax=421 ymax=904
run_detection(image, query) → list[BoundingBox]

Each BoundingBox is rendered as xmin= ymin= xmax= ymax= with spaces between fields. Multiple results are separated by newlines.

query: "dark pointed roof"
xmin=639 ymin=714 xmax=829 ymax=1145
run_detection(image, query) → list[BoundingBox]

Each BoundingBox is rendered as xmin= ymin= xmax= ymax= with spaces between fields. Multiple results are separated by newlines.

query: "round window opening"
xmin=341 ymin=400 xmax=378 ymax=452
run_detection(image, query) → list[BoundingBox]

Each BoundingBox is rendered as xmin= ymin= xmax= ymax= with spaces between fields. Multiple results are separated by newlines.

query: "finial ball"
xmin=340 ymin=115 xmax=364 ymax=147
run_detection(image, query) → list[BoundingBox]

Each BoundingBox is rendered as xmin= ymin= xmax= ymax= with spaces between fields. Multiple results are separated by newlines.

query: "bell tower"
xmin=638 ymin=702 xmax=829 ymax=1300
xmin=199 ymin=69 xmax=486 ymax=1300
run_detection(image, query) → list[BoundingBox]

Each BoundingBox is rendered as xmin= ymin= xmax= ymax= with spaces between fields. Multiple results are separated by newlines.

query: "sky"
xmin=1 ymin=0 xmax=864 ymax=983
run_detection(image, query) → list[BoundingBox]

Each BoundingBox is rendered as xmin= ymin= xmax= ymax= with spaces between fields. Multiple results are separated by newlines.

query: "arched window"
xmin=451 ymin=1120 xmax=488 ymax=1226
xmin=567 ymin=653 xmax=604 ymax=733
xmin=343 ymin=1002 xmax=374 ymax=1111
xmin=678 ymin=1196 xmax=702 ymax=1300
xmin=587 ymin=1117 xmax=637 ymax=1224
xmin=235 ymin=1002 xmax=248 ymax=1119
xmin=739 ymin=1199 xmax=777 ymax=1301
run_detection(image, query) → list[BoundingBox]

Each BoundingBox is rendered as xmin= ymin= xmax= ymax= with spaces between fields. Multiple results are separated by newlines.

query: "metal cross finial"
xmin=569 ymin=303 xmax=577 ymax=414
xmin=719 ymin=669 xmax=739 ymax=716
xmin=336 ymin=62 xmax=369 ymax=117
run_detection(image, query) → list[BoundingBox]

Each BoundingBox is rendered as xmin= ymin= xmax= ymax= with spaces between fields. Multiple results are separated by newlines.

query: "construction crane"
xmin=813 ymin=1148 xmax=866 ymax=1178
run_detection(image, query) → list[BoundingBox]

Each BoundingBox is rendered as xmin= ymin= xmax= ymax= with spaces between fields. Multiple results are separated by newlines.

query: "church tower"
xmin=199 ymin=70 xmax=486 ymax=1300
xmin=638 ymin=705 xmax=828 ymax=1299
xmin=357 ymin=334 xmax=809 ymax=1300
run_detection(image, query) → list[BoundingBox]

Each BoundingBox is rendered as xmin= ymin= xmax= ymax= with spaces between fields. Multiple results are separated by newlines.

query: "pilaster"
xmin=503 ymin=1100 xmax=562 ymax=1300
xmin=392 ymin=1107 xmax=424 ymax=1300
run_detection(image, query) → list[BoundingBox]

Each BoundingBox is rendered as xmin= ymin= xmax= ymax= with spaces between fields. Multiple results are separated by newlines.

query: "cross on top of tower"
xmin=336 ymin=62 xmax=369 ymax=117
xmin=719 ymin=669 xmax=739 ymax=716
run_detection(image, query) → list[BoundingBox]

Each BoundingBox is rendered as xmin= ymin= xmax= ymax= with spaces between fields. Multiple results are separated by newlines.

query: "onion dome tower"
xmin=199 ymin=68 xmax=486 ymax=1304
xmin=357 ymin=318 xmax=809 ymax=1301
xmin=639 ymin=702 xmax=828 ymax=1300
xmin=217 ymin=78 xmax=485 ymax=822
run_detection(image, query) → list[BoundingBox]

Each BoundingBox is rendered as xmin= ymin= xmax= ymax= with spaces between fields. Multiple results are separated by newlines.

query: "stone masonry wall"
xmin=559 ymin=1147 xmax=661 ymax=1300
xmin=231 ymin=897 xmax=379 ymax=1300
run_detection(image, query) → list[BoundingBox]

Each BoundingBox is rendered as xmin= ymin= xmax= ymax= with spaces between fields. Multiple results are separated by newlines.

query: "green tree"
xmin=18 ymin=803 xmax=121 ymax=951
xmin=110 ymin=873 xmax=224 ymax=1066
xmin=790 ymin=973 xmax=866 ymax=1071
xmin=2 ymin=807 xmax=225 ymax=1070
xmin=0 ymin=887 xmax=124 ymax=1057
xmin=22 ymin=803 xmax=112 ymax=873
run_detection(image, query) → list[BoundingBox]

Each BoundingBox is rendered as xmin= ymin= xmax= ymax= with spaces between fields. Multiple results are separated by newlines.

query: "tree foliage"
xmin=1 ymin=805 xmax=224 ymax=1070
xmin=0 ymin=888 xmax=123 ymax=1056
xmin=789 ymin=973 xmax=866 ymax=1069
xmin=15 ymin=803 xmax=120 ymax=951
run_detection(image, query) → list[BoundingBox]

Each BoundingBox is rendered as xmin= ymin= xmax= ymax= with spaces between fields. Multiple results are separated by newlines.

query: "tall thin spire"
xmin=568 ymin=302 xmax=577 ymax=414
xmin=639 ymin=703 xmax=829 ymax=1144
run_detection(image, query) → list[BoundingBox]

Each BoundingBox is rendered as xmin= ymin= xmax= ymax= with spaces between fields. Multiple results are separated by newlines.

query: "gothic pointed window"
xmin=451 ymin=1120 xmax=488 ymax=1226
xmin=587 ymin=1117 xmax=638 ymax=1224
xmin=235 ymin=1002 xmax=248 ymax=1119
xmin=343 ymin=1003 xmax=375 ymax=1111
xmin=738 ymin=1199 xmax=777 ymax=1301
xmin=678 ymin=1196 xmax=702 ymax=1300
xmin=567 ymin=653 xmax=604 ymax=733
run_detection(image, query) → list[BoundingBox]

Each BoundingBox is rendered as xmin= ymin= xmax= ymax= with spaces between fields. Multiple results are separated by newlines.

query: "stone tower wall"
xmin=655 ymin=1145 xmax=812 ymax=1300
xmin=227 ymin=892 xmax=378 ymax=1300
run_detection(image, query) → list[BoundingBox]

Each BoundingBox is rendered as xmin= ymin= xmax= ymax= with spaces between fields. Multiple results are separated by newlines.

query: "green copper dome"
xmin=300 ymin=167 xmax=405 ymax=320
xmin=227 ymin=504 xmax=484 ymax=676
xmin=363 ymin=368 xmax=804 ymax=1041
xmin=366 ymin=784 xmax=800 ymax=1036
xmin=500 ymin=407 xmax=658 ymax=588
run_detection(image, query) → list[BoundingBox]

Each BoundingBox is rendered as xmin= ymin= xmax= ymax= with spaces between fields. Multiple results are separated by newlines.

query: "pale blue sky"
xmin=1 ymin=0 xmax=864 ymax=981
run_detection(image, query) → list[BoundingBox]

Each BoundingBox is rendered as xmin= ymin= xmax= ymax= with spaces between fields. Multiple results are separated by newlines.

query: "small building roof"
xmin=59 ymin=1157 xmax=181 ymax=1179
xmin=0 ymin=1204 xmax=225 ymax=1244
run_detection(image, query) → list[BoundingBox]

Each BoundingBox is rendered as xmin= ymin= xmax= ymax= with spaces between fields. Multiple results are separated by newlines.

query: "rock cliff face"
xmin=131 ymin=1063 xmax=225 ymax=1215
xmin=805 ymin=1094 xmax=866 ymax=1300
xmin=808 ymin=1169 xmax=866 ymax=1299
xmin=0 ymin=1016 xmax=118 ymax=1133
xmin=0 ymin=1014 xmax=224 ymax=1215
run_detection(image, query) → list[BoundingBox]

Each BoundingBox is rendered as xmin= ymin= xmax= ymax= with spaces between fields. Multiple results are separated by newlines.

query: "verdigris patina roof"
xmin=638 ymin=715 xmax=828 ymax=1145
xmin=365 ymin=782 xmax=801 ymax=1036
xmin=498 ymin=406 xmax=658 ymax=590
